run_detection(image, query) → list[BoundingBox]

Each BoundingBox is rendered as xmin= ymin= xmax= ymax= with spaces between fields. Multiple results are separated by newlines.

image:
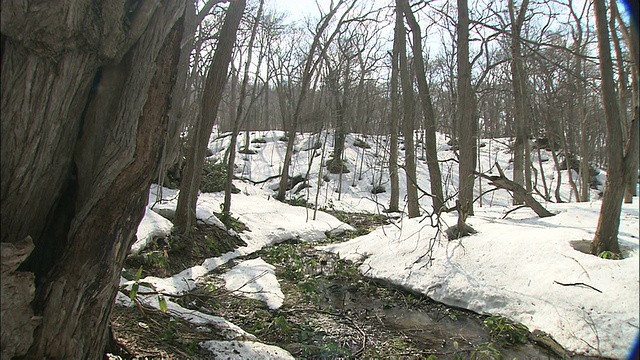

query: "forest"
xmin=1 ymin=0 xmax=638 ymax=359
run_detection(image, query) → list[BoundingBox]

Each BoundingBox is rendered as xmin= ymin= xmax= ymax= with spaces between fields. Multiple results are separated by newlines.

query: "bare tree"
xmin=590 ymin=0 xmax=639 ymax=255
xmin=456 ymin=0 xmax=478 ymax=235
xmin=275 ymin=0 xmax=356 ymax=201
xmin=395 ymin=0 xmax=420 ymax=218
xmin=388 ymin=2 xmax=402 ymax=213
xmin=222 ymin=0 xmax=265 ymax=226
xmin=399 ymin=0 xmax=445 ymax=213
xmin=175 ymin=0 xmax=246 ymax=232
xmin=509 ymin=0 xmax=532 ymax=205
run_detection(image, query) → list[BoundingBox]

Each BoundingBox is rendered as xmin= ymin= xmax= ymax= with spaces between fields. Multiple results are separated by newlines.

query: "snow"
xmin=120 ymin=129 xmax=639 ymax=359
xmin=223 ymin=258 xmax=284 ymax=310
xmin=199 ymin=340 xmax=294 ymax=359
xmin=131 ymin=207 xmax=173 ymax=254
xmin=319 ymin=201 xmax=639 ymax=358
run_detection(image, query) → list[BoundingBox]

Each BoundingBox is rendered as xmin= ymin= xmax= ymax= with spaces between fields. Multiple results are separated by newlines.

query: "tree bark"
xmin=476 ymin=164 xmax=554 ymax=218
xmin=223 ymin=0 xmax=262 ymax=225
xmin=591 ymin=0 xmax=625 ymax=255
xmin=457 ymin=0 xmax=477 ymax=224
xmin=509 ymin=0 xmax=531 ymax=205
xmin=396 ymin=0 xmax=420 ymax=218
xmin=399 ymin=0 xmax=445 ymax=213
xmin=388 ymin=3 xmax=402 ymax=213
xmin=175 ymin=0 xmax=246 ymax=232
xmin=1 ymin=1 xmax=185 ymax=358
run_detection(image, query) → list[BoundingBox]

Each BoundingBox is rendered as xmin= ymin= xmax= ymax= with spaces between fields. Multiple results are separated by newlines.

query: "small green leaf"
xmin=130 ymin=283 xmax=139 ymax=301
xmin=158 ymin=294 xmax=168 ymax=313
xmin=135 ymin=266 xmax=143 ymax=281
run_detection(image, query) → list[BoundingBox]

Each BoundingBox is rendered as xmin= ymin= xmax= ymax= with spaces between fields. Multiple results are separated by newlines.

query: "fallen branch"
xmin=475 ymin=162 xmax=554 ymax=218
xmin=553 ymin=281 xmax=602 ymax=293
xmin=239 ymin=174 xmax=281 ymax=185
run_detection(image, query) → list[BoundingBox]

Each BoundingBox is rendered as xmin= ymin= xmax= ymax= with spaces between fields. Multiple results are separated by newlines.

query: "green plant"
xmin=186 ymin=339 xmax=199 ymax=356
xmin=161 ymin=318 xmax=178 ymax=341
xmin=285 ymin=195 xmax=312 ymax=208
xmin=214 ymin=210 xmax=248 ymax=233
xmin=144 ymin=251 xmax=168 ymax=268
xmin=471 ymin=342 xmax=502 ymax=360
xmin=484 ymin=315 xmax=529 ymax=345
xmin=598 ymin=251 xmax=622 ymax=260
xmin=127 ymin=266 xmax=144 ymax=300
xmin=200 ymin=159 xmax=228 ymax=193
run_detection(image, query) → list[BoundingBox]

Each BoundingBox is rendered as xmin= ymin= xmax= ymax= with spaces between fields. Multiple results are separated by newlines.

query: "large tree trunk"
xmin=399 ymin=0 xmax=445 ymax=213
xmin=1 ymin=1 xmax=185 ymax=358
xmin=457 ymin=0 xmax=477 ymax=223
xmin=591 ymin=0 xmax=626 ymax=255
xmin=175 ymin=0 xmax=246 ymax=232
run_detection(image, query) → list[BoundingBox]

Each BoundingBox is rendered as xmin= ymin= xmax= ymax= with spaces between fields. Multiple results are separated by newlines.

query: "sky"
xmin=118 ymin=128 xmax=639 ymax=359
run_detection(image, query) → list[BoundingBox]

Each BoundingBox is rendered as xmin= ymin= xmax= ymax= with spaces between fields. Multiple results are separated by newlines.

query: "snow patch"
xmin=199 ymin=340 xmax=294 ymax=359
xmin=131 ymin=208 xmax=173 ymax=254
xmin=223 ymin=258 xmax=284 ymax=309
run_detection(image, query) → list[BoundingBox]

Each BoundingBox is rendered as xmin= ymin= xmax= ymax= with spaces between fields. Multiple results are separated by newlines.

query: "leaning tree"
xmin=1 ymin=1 xmax=186 ymax=358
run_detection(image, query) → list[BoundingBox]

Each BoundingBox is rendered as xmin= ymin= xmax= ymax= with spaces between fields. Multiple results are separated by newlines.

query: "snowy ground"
xmin=121 ymin=129 xmax=639 ymax=359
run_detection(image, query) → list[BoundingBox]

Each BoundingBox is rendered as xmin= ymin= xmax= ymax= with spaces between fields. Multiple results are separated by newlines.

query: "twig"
xmin=562 ymin=255 xmax=591 ymax=280
xmin=553 ymin=281 xmax=602 ymax=293
xmin=501 ymin=205 xmax=528 ymax=219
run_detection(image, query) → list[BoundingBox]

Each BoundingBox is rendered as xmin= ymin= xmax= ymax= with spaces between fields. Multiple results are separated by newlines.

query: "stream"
xmin=190 ymin=239 xmax=597 ymax=359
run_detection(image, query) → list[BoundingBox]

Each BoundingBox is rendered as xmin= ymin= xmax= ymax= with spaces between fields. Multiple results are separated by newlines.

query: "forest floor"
xmin=112 ymin=211 xmax=575 ymax=359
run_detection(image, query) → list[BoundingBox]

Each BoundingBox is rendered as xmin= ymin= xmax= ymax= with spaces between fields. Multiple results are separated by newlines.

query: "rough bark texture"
xmin=399 ymin=0 xmax=445 ymax=213
xmin=457 ymin=0 xmax=477 ymax=222
xmin=591 ymin=0 xmax=625 ymax=255
xmin=1 ymin=237 xmax=39 ymax=359
xmin=175 ymin=0 xmax=245 ymax=231
xmin=1 ymin=1 xmax=185 ymax=358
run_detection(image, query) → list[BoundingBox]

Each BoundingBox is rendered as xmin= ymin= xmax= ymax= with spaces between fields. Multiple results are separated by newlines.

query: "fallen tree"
xmin=475 ymin=163 xmax=555 ymax=218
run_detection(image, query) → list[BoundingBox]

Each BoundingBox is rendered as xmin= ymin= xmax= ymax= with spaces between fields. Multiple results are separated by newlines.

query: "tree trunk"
xmin=591 ymin=0 xmax=625 ymax=255
xmin=276 ymin=0 xmax=350 ymax=201
xmin=396 ymin=0 xmax=420 ymax=218
xmin=223 ymin=0 xmax=263 ymax=226
xmin=399 ymin=0 xmax=445 ymax=213
xmin=162 ymin=0 xmax=224 ymax=188
xmin=1 ymin=1 xmax=185 ymax=358
xmin=175 ymin=0 xmax=246 ymax=232
xmin=388 ymin=4 xmax=402 ymax=213
xmin=457 ymin=0 xmax=477 ymax=221
xmin=509 ymin=0 xmax=531 ymax=205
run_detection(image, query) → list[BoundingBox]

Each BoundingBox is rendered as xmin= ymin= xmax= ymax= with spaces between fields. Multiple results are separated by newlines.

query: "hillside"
xmin=116 ymin=129 xmax=639 ymax=359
